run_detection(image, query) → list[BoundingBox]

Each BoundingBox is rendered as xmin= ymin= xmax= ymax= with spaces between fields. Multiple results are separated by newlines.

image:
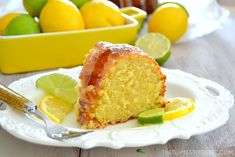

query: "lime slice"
xmin=135 ymin=33 xmax=171 ymax=65
xmin=164 ymin=97 xmax=195 ymax=120
xmin=36 ymin=73 xmax=78 ymax=104
xmin=39 ymin=95 xmax=74 ymax=123
xmin=138 ymin=108 xmax=164 ymax=125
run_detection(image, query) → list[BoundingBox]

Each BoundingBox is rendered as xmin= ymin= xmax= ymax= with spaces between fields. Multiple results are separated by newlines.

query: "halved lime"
xmin=138 ymin=108 xmax=164 ymax=125
xmin=135 ymin=33 xmax=171 ymax=65
xmin=36 ymin=73 xmax=78 ymax=104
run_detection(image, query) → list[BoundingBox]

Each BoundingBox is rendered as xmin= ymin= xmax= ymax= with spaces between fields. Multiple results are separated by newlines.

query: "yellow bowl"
xmin=120 ymin=7 xmax=147 ymax=31
xmin=0 ymin=7 xmax=146 ymax=74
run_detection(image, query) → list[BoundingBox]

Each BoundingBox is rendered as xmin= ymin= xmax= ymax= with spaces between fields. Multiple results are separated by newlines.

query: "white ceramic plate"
xmin=0 ymin=67 xmax=234 ymax=149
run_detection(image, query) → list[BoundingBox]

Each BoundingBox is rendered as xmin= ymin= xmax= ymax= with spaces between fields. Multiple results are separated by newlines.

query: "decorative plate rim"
xmin=0 ymin=67 xmax=234 ymax=149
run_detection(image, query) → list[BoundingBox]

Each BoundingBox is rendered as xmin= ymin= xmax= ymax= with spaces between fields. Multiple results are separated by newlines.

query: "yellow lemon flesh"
xmin=0 ymin=12 xmax=20 ymax=35
xmin=80 ymin=0 xmax=125 ymax=28
xmin=164 ymin=97 xmax=195 ymax=120
xmin=148 ymin=3 xmax=189 ymax=43
xmin=39 ymin=0 xmax=85 ymax=32
xmin=39 ymin=95 xmax=74 ymax=123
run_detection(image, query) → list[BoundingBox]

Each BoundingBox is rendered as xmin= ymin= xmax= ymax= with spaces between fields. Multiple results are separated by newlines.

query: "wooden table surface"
xmin=1 ymin=6 xmax=235 ymax=157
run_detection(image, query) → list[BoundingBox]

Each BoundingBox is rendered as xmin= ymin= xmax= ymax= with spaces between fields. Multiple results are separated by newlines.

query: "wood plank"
xmin=219 ymin=0 xmax=235 ymax=5
xmin=0 ymin=129 xmax=79 ymax=157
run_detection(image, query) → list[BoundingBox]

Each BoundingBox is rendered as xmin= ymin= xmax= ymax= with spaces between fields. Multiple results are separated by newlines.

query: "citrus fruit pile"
xmin=0 ymin=0 xmax=125 ymax=36
xmin=0 ymin=1 xmax=189 ymax=66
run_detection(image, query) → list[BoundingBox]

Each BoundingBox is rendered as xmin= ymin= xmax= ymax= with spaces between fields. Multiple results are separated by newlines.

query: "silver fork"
xmin=0 ymin=84 xmax=93 ymax=140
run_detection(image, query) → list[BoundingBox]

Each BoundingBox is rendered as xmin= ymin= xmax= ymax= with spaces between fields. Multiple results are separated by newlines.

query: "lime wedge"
xmin=135 ymin=33 xmax=171 ymax=65
xmin=138 ymin=108 xmax=164 ymax=125
xmin=36 ymin=73 xmax=78 ymax=104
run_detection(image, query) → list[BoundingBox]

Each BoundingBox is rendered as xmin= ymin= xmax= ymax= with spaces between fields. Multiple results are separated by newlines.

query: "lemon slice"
xmin=39 ymin=95 xmax=74 ymax=123
xmin=164 ymin=97 xmax=195 ymax=120
xmin=36 ymin=73 xmax=78 ymax=104
xmin=138 ymin=108 xmax=164 ymax=125
xmin=135 ymin=33 xmax=171 ymax=65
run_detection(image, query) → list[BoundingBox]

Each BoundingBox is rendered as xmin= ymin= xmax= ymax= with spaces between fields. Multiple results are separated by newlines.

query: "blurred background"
xmin=0 ymin=0 xmax=232 ymax=73
xmin=0 ymin=0 xmax=230 ymax=43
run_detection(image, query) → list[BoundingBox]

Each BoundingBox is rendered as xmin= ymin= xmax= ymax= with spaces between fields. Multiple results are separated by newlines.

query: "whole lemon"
xmin=40 ymin=0 xmax=85 ymax=32
xmin=0 ymin=12 xmax=20 ymax=35
xmin=23 ymin=0 xmax=48 ymax=17
xmin=80 ymin=0 xmax=125 ymax=29
xmin=3 ymin=14 xmax=41 ymax=36
xmin=148 ymin=2 xmax=189 ymax=43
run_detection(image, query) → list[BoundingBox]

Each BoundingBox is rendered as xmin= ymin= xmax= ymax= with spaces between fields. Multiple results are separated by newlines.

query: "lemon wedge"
xmin=164 ymin=97 xmax=195 ymax=120
xmin=39 ymin=95 xmax=74 ymax=123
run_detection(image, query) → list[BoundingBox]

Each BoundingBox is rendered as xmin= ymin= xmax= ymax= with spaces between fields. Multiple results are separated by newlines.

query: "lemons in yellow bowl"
xmin=40 ymin=0 xmax=85 ymax=32
xmin=80 ymin=0 xmax=125 ymax=28
xmin=148 ymin=2 xmax=189 ymax=43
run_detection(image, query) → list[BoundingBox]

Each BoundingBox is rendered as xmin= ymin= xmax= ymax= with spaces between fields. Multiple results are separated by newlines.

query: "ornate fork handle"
xmin=0 ymin=83 xmax=93 ymax=140
xmin=0 ymin=84 xmax=29 ymax=111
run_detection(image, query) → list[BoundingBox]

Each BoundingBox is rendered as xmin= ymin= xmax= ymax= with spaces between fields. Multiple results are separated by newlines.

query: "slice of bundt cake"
xmin=78 ymin=42 xmax=166 ymax=129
